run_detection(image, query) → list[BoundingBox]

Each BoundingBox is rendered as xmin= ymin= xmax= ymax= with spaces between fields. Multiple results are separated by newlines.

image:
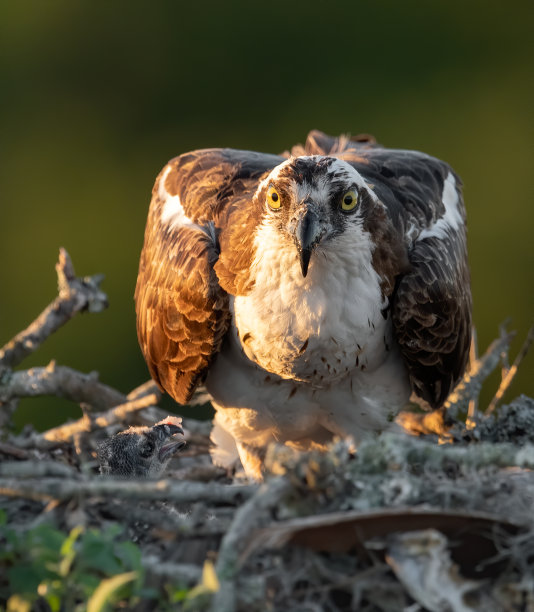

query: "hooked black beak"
xmin=295 ymin=208 xmax=321 ymax=277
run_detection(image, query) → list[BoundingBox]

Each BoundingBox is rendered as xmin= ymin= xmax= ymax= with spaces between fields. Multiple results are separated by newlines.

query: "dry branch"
xmin=0 ymin=361 xmax=126 ymax=411
xmin=0 ymin=460 xmax=77 ymax=478
xmin=0 ymin=441 xmax=28 ymax=459
xmin=0 ymin=248 xmax=107 ymax=370
xmin=141 ymin=557 xmax=202 ymax=585
xmin=213 ymin=477 xmax=292 ymax=612
xmin=0 ymin=475 xmax=256 ymax=506
xmin=487 ymin=325 xmax=534 ymax=414
xmin=444 ymin=329 xmax=514 ymax=417
xmin=40 ymin=392 xmax=159 ymax=444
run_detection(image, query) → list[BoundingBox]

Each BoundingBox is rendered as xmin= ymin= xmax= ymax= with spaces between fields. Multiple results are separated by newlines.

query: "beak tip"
xmin=299 ymin=248 xmax=311 ymax=277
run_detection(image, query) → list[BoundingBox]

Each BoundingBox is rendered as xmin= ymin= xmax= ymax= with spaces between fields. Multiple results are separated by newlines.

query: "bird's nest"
xmin=1 ymin=250 xmax=533 ymax=611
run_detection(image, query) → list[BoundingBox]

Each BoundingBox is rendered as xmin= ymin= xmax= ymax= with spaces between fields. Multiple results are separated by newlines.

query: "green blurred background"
xmin=1 ymin=1 xmax=532 ymax=431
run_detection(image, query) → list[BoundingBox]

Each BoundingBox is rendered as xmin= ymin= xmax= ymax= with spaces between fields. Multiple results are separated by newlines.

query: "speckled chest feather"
xmin=233 ymin=221 xmax=393 ymax=386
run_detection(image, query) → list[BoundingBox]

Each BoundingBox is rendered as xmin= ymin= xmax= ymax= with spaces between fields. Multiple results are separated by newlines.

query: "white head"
xmin=254 ymin=156 xmax=378 ymax=276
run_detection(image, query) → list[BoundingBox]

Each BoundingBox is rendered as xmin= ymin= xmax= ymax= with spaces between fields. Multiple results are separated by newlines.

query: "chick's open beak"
xmin=158 ymin=435 xmax=186 ymax=462
xmin=154 ymin=420 xmax=186 ymax=462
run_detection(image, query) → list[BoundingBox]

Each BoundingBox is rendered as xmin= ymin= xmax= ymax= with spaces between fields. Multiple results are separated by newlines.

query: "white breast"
xmin=233 ymin=222 xmax=391 ymax=386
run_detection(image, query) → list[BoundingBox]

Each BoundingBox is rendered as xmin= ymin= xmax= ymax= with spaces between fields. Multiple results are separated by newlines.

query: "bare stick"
xmin=38 ymin=392 xmax=159 ymax=444
xmin=0 ymin=248 xmax=108 ymax=369
xmin=0 ymin=441 xmax=28 ymax=459
xmin=444 ymin=330 xmax=514 ymax=418
xmin=487 ymin=325 xmax=534 ymax=415
xmin=141 ymin=557 xmax=202 ymax=584
xmin=0 ymin=461 xmax=77 ymax=478
xmin=0 ymin=361 xmax=126 ymax=411
xmin=467 ymin=327 xmax=478 ymax=424
xmin=0 ymin=476 xmax=257 ymax=506
xmin=212 ymin=477 xmax=292 ymax=612
xmin=126 ymin=380 xmax=162 ymax=402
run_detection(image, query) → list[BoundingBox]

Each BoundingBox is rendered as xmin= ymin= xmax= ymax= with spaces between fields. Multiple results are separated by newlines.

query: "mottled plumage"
xmin=135 ymin=131 xmax=472 ymax=477
xmin=98 ymin=417 xmax=185 ymax=477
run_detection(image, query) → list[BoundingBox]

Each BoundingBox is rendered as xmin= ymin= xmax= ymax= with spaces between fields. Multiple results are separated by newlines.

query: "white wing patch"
xmin=159 ymin=165 xmax=212 ymax=238
xmin=418 ymin=172 xmax=462 ymax=241
xmin=159 ymin=166 xmax=196 ymax=229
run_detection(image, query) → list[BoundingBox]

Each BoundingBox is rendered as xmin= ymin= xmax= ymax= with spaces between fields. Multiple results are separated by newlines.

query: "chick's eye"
xmin=267 ymin=186 xmax=281 ymax=210
xmin=140 ymin=439 xmax=155 ymax=458
xmin=341 ymin=190 xmax=358 ymax=211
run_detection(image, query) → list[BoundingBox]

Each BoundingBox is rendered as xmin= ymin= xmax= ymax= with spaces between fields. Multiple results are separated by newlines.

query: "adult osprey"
xmin=135 ymin=131 xmax=471 ymax=477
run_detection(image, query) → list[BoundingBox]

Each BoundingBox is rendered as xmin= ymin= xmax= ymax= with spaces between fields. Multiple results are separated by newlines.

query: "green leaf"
xmin=71 ymin=571 xmax=101 ymax=597
xmin=8 ymin=563 xmax=49 ymax=595
xmin=79 ymin=533 xmax=122 ymax=576
xmin=114 ymin=541 xmax=142 ymax=572
xmin=86 ymin=571 xmax=138 ymax=612
xmin=45 ymin=592 xmax=62 ymax=612
xmin=29 ymin=525 xmax=64 ymax=555
xmin=168 ymin=587 xmax=191 ymax=602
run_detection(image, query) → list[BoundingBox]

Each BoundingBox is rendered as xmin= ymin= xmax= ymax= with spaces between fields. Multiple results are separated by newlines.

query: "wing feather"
xmin=135 ymin=148 xmax=282 ymax=404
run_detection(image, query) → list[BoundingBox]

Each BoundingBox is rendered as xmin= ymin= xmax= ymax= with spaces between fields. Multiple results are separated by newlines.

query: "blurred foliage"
xmin=0 ymin=512 xmax=143 ymax=611
xmin=0 ymin=0 xmax=532 ymax=431
xmin=0 ymin=510 xmax=213 ymax=611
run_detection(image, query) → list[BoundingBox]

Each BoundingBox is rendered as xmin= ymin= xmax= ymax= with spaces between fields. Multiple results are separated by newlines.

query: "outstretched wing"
xmin=135 ymin=148 xmax=283 ymax=404
xmin=307 ymin=130 xmax=472 ymax=408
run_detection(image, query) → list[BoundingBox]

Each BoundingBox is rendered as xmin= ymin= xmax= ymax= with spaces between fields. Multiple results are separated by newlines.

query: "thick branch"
xmin=0 ymin=460 xmax=77 ymax=478
xmin=212 ymin=478 xmax=292 ymax=612
xmin=0 ymin=248 xmax=108 ymax=369
xmin=0 ymin=476 xmax=257 ymax=506
xmin=0 ymin=361 xmax=126 ymax=411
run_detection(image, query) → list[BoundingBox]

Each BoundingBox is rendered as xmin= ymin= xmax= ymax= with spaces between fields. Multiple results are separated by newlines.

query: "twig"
xmin=0 ymin=441 xmax=28 ymax=459
xmin=40 ymin=392 xmax=159 ymax=444
xmin=487 ymin=325 xmax=534 ymax=415
xmin=103 ymin=499 xmax=231 ymax=536
xmin=0 ymin=248 xmax=107 ymax=369
xmin=212 ymin=477 xmax=292 ymax=612
xmin=126 ymin=380 xmax=162 ymax=402
xmin=0 ymin=361 xmax=126 ymax=412
xmin=0 ymin=460 xmax=78 ymax=478
xmin=467 ymin=327 xmax=478 ymax=424
xmin=0 ymin=476 xmax=257 ymax=506
xmin=354 ymin=432 xmax=534 ymax=473
xmin=141 ymin=556 xmax=202 ymax=584
xmin=444 ymin=329 xmax=515 ymax=418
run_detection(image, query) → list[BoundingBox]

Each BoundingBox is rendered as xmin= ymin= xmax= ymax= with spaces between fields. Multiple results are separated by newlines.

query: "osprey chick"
xmin=135 ymin=131 xmax=472 ymax=478
xmin=98 ymin=417 xmax=185 ymax=477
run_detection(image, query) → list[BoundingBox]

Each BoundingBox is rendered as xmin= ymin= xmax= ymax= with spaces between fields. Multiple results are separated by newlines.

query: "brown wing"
xmin=135 ymin=148 xmax=282 ymax=404
xmin=311 ymin=130 xmax=472 ymax=408
xmin=392 ymin=230 xmax=472 ymax=408
xmin=348 ymin=146 xmax=472 ymax=409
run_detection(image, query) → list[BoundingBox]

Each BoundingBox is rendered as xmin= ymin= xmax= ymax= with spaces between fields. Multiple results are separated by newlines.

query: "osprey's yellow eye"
xmin=340 ymin=189 xmax=358 ymax=211
xmin=267 ymin=186 xmax=281 ymax=210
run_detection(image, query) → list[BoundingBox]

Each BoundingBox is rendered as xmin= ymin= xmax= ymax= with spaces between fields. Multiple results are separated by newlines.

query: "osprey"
xmin=135 ymin=131 xmax=471 ymax=477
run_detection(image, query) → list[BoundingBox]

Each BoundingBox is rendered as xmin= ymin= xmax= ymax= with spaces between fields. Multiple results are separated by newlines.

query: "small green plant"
xmin=0 ymin=509 xmax=149 ymax=612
